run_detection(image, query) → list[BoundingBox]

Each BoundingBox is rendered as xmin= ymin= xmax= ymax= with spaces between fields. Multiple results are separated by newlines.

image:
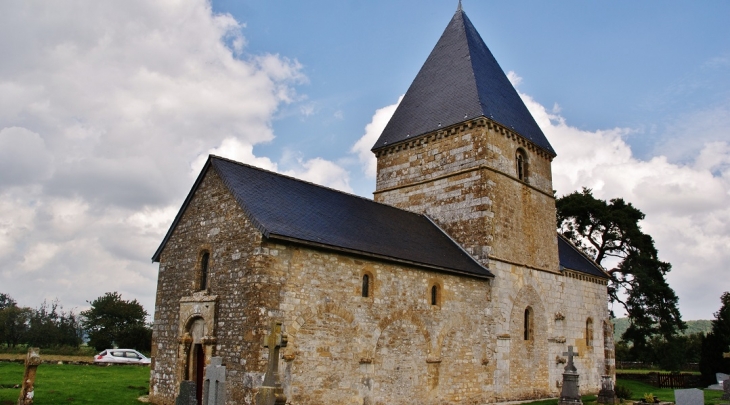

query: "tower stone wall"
xmin=374 ymin=118 xmax=558 ymax=272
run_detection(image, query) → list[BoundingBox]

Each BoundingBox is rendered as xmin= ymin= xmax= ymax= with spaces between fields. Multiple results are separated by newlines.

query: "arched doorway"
xmin=185 ymin=318 xmax=207 ymax=405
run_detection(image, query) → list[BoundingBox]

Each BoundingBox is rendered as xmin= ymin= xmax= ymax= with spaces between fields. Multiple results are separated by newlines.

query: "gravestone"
xmin=255 ymin=321 xmax=288 ymax=405
xmin=675 ymin=388 xmax=704 ymax=405
xmin=722 ymin=376 xmax=730 ymax=401
xmin=17 ymin=347 xmax=40 ymax=405
xmin=175 ymin=380 xmax=197 ymax=405
xmin=202 ymin=357 xmax=226 ymax=405
xmin=718 ymin=373 xmax=729 ymax=387
xmin=597 ymin=375 xmax=617 ymax=404
xmin=559 ymin=346 xmax=583 ymax=405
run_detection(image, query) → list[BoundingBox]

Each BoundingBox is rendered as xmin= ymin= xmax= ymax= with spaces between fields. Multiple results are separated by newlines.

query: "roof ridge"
xmin=209 ymin=154 xmax=428 ymax=217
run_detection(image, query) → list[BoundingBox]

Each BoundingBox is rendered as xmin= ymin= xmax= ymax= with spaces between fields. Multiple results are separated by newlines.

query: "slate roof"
xmin=152 ymin=156 xmax=493 ymax=279
xmin=372 ymin=8 xmax=555 ymax=156
xmin=557 ymin=234 xmax=610 ymax=279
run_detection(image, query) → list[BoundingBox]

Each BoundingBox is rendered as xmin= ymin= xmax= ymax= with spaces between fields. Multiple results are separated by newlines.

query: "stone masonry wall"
xmin=266 ymin=241 xmax=496 ymax=405
xmin=374 ymin=119 xmax=558 ymax=272
xmin=488 ymin=260 xmax=610 ymax=400
xmin=151 ymin=168 xmax=275 ymax=405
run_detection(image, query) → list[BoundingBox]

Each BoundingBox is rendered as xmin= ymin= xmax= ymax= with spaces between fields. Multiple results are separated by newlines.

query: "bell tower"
xmin=372 ymin=7 xmax=559 ymax=273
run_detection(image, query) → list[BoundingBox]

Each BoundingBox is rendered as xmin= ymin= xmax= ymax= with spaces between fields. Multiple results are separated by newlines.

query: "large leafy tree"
xmin=557 ymin=188 xmax=685 ymax=355
xmin=81 ymin=292 xmax=151 ymax=351
xmin=700 ymin=292 xmax=730 ymax=385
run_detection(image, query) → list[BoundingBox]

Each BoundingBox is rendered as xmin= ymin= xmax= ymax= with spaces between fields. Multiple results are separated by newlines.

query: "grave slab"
xmin=675 ymin=388 xmax=704 ymax=405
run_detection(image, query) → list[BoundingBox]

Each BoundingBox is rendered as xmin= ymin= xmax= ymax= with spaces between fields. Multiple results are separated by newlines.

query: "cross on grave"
xmin=559 ymin=346 xmax=583 ymax=405
xmin=255 ymin=321 xmax=288 ymax=405
xmin=563 ymin=345 xmax=579 ymax=374
xmin=262 ymin=321 xmax=287 ymax=387
xmin=202 ymin=357 xmax=226 ymax=405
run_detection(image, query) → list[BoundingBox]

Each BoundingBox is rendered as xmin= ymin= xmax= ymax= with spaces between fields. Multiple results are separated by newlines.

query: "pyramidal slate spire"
xmin=372 ymin=8 xmax=555 ymax=155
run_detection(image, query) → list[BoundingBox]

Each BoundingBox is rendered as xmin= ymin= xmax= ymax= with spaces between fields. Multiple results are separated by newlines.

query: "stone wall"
xmin=374 ymin=118 xmax=558 ymax=273
xmin=151 ymin=168 xmax=272 ymax=405
xmin=487 ymin=261 xmax=610 ymax=400
xmin=269 ymin=242 xmax=495 ymax=405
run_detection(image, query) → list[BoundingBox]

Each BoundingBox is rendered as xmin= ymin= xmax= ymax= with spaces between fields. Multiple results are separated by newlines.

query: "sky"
xmin=1 ymin=1 xmax=729 ymax=322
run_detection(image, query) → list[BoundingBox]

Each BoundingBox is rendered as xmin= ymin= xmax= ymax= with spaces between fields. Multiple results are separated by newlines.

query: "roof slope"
xmin=372 ymin=9 xmax=555 ymax=155
xmin=557 ymin=235 xmax=610 ymax=279
xmin=153 ymin=156 xmax=492 ymax=279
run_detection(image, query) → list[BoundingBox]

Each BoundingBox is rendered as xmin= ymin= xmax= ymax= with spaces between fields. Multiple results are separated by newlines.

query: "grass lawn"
xmin=0 ymin=362 xmax=149 ymax=405
xmin=615 ymin=379 xmax=725 ymax=405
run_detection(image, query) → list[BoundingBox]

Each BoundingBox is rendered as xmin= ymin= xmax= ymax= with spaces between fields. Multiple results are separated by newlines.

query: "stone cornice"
xmin=373 ymin=117 xmax=556 ymax=161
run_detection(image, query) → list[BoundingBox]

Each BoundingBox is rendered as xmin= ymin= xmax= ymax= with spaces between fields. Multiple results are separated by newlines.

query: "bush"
xmin=615 ymin=384 xmax=633 ymax=400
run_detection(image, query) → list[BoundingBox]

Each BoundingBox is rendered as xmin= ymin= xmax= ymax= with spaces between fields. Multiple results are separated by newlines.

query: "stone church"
xmin=150 ymin=6 xmax=614 ymax=405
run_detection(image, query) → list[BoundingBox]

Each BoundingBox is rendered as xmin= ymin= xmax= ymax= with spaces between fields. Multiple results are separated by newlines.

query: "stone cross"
xmin=202 ymin=357 xmax=226 ymax=405
xmin=563 ymin=345 xmax=579 ymax=373
xmin=256 ymin=321 xmax=288 ymax=405
xmin=559 ymin=346 xmax=583 ymax=405
xmin=17 ymin=347 xmax=40 ymax=405
xmin=262 ymin=321 xmax=287 ymax=387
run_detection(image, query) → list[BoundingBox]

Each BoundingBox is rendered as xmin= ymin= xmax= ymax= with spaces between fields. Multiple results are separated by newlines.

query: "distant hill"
xmin=611 ymin=318 xmax=712 ymax=341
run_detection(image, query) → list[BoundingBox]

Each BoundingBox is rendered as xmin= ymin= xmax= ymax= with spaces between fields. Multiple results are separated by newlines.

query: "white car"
xmin=94 ymin=349 xmax=151 ymax=365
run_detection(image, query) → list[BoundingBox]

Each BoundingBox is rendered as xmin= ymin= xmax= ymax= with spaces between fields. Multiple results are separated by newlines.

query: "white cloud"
xmin=0 ymin=0 xmax=312 ymax=312
xmin=351 ymin=96 xmax=402 ymax=178
xmin=282 ymin=158 xmax=352 ymax=193
xmin=510 ymin=72 xmax=730 ymax=320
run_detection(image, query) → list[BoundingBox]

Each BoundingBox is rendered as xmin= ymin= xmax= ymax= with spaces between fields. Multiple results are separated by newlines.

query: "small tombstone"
xmin=17 ymin=347 xmax=40 ymax=405
xmin=255 ymin=321 xmax=288 ymax=405
xmin=597 ymin=375 xmax=617 ymax=405
xmin=202 ymin=357 xmax=226 ymax=405
xmin=722 ymin=376 xmax=730 ymax=401
xmin=675 ymin=388 xmax=704 ymax=405
xmin=718 ymin=373 xmax=730 ymax=387
xmin=559 ymin=346 xmax=583 ymax=405
xmin=175 ymin=380 xmax=197 ymax=405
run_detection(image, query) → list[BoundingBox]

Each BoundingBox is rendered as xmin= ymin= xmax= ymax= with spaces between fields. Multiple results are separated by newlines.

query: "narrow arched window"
xmin=586 ymin=318 xmax=594 ymax=347
xmin=362 ymin=274 xmax=370 ymax=297
xmin=431 ymin=285 xmax=439 ymax=306
xmin=524 ymin=307 xmax=533 ymax=340
xmin=200 ymin=251 xmax=209 ymax=291
xmin=516 ymin=148 xmax=528 ymax=182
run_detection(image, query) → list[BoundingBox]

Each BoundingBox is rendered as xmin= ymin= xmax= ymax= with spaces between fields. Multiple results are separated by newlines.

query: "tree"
xmin=81 ymin=292 xmax=150 ymax=351
xmin=0 ymin=293 xmax=31 ymax=347
xmin=24 ymin=300 xmax=82 ymax=348
xmin=556 ymin=188 xmax=685 ymax=354
xmin=700 ymin=292 xmax=730 ymax=385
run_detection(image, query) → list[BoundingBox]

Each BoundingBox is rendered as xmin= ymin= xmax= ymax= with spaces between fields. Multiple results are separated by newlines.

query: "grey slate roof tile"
xmin=557 ymin=234 xmax=610 ymax=279
xmin=372 ymin=9 xmax=555 ymax=156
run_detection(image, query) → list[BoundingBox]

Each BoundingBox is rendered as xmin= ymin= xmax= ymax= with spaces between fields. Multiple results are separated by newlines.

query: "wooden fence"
xmin=617 ymin=372 xmax=702 ymax=389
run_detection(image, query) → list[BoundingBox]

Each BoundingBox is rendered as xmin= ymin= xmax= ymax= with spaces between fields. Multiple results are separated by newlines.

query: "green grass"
xmin=0 ymin=362 xmax=149 ymax=405
xmin=615 ymin=379 xmax=726 ymax=405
